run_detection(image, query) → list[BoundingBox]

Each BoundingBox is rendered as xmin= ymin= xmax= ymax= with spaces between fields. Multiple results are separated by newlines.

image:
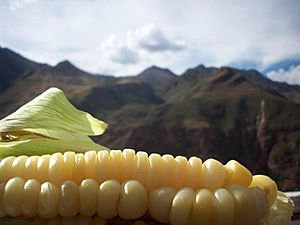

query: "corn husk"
xmin=0 ymin=87 xmax=108 ymax=157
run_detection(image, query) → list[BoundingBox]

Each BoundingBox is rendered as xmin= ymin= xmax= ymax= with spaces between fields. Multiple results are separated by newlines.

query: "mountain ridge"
xmin=1 ymin=47 xmax=300 ymax=191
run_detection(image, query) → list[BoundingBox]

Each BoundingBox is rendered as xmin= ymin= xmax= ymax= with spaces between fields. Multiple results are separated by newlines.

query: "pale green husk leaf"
xmin=0 ymin=87 xmax=109 ymax=157
xmin=0 ymin=139 xmax=109 ymax=158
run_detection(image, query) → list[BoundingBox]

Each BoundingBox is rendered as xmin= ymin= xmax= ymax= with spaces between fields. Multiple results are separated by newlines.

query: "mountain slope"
xmin=1 ymin=47 xmax=300 ymax=190
xmin=0 ymin=47 xmax=47 ymax=92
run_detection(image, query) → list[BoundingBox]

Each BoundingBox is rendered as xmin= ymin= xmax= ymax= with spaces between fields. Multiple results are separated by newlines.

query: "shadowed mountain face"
xmin=1 ymin=47 xmax=300 ymax=191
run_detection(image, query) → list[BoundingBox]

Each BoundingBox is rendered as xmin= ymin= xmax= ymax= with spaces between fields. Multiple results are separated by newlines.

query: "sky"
xmin=0 ymin=0 xmax=300 ymax=83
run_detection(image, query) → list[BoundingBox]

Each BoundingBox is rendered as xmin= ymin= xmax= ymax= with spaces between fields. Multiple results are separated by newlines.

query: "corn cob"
xmin=0 ymin=150 xmax=254 ymax=192
xmin=0 ymin=177 xmax=272 ymax=225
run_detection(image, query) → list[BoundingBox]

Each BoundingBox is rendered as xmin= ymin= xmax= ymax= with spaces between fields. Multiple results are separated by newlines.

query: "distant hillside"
xmin=0 ymin=47 xmax=300 ymax=191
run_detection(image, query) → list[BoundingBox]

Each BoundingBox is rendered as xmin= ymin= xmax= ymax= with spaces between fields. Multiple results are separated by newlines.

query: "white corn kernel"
xmin=59 ymin=180 xmax=79 ymax=217
xmin=121 ymin=149 xmax=136 ymax=182
xmin=3 ymin=177 xmax=25 ymax=217
xmin=133 ymin=151 xmax=149 ymax=187
xmin=24 ymin=156 xmax=39 ymax=180
xmin=49 ymin=153 xmax=64 ymax=186
xmin=118 ymin=180 xmax=147 ymax=220
xmin=110 ymin=150 xmax=123 ymax=181
xmin=190 ymin=189 xmax=215 ymax=225
xmin=22 ymin=179 xmax=41 ymax=217
xmin=211 ymin=188 xmax=234 ymax=225
xmin=38 ymin=182 xmax=59 ymax=219
xmin=149 ymin=187 xmax=176 ymax=223
xmin=97 ymin=179 xmax=121 ymax=219
xmin=85 ymin=151 xmax=97 ymax=179
xmin=169 ymin=188 xmax=195 ymax=225
xmin=11 ymin=155 xmax=28 ymax=178
xmin=79 ymin=179 xmax=98 ymax=216
xmin=73 ymin=153 xmax=85 ymax=184
xmin=63 ymin=152 xmax=75 ymax=181
xmin=95 ymin=151 xmax=111 ymax=184
xmin=37 ymin=155 xmax=50 ymax=183
xmin=0 ymin=156 xmax=15 ymax=183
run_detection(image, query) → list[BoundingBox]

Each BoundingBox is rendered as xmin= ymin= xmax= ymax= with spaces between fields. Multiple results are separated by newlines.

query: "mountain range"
xmin=0 ymin=46 xmax=299 ymax=191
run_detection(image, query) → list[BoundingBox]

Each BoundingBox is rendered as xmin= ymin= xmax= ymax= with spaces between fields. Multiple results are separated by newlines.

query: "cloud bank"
xmin=98 ymin=24 xmax=187 ymax=74
xmin=0 ymin=0 xmax=299 ymax=76
xmin=267 ymin=65 xmax=300 ymax=86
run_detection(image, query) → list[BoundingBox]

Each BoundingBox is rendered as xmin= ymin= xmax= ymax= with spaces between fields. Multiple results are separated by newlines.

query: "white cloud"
xmin=5 ymin=0 xmax=37 ymax=10
xmin=99 ymin=35 xmax=139 ymax=65
xmin=0 ymin=0 xmax=299 ymax=76
xmin=267 ymin=65 xmax=300 ymax=85
xmin=97 ymin=24 xmax=187 ymax=75
xmin=127 ymin=24 xmax=186 ymax=52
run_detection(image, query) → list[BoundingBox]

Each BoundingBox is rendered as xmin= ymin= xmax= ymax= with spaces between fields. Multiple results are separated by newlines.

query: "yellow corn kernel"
xmin=37 ymin=154 xmax=50 ymax=183
xmin=49 ymin=153 xmax=64 ymax=186
xmin=133 ymin=151 xmax=149 ymax=187
xmin=186 ymin=156 xmax=202 ymax=190
xmin=250 ymin=187 xmax=269 ymax=224
xmin=173 ymin=156 xmax=189 ymax=190
xmin=85 ymin=151 xmax=97 ymax=179
xmin=38 ymin=182 xmax=59 ymax=219
xmin=118 ymin=180 xmax=148 ymax=220
xmin=95 ymin=150 xmax=111 ymax=184
xmin=63 ymin=152 xmax=75 ymax=181
xmin=212 ymin=188 xmax=234 ymax=225
xmin=161 ymin=154 xmax=176 ymax=187
xmin=97 ymin=179 xmax=121 ymax=219
xmin=228 ymin=184 xmax=256 ymax=225
xmin=224 ymin=160 xmax=252 ymax=187
xmin=3 ymin=177 xmax=25 ymax=217
xmin=169 ymin=188 xmax=195 ymax=225
xmin=0 ymin=156 xmax=15 ymax=183
xmin=201 ymin=158 xmax=225 ymax=190
xmin=110 ymin=150 xmax=123 ymax=181
xmin=146 ymin=153 xmax=164 ymax=192
xmin=59 ymin=180 xmax=79 ymax=217
xmin=148 ymin=187 xmax=176 ymax=223
xmin=22 ymin=179 xmax=41 ymax=217
xmin=250 ymin=175 xmax=277 ymax=207
xmin=190 ymin=189 xmax=216 ymax=225
xmin=79 ymin=179 xmax=98 ymax=216
xmin=121 ymin=149 xmax=136 ymax=182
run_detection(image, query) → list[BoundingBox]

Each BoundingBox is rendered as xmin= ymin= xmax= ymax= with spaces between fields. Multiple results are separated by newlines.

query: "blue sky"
xmin=0 ymin=0 xmax=300 ymax=82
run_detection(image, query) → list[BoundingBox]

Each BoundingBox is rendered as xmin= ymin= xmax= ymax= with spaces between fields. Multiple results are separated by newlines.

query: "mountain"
xmin=118 ymin=65 xmax=177 ymax=93
xmin=234 ymin=68 xmax=300 ymax=104
xmin=1 ymin=47 xmax=300 ymax=191
xmin=0 ymin=47 xmax=47 ymax=92
xmin=137 ymin=65 xmax=176 ymax=86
